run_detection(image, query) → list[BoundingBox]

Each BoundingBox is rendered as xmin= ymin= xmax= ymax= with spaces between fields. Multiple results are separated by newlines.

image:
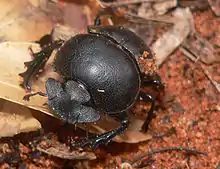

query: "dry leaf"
xmin=37 ymin=133 xmax=96 ymax=160
xmin=28 ymin=0 xmax=41 ymax=7
xmin=0 ymin=41 xmax=152 ymax=143
xmin=37 ymin=145 xmax=96 ymax=160
xmin=63 ymin=2 xmax=88 ymax=30
xmin=52 ymin=24 xmax=80 ymax=41
xmin=0 ymin=0 xmax=52 ymax=42
xmin=152 ymin=0 xmax=177 ymax=16
xmin=138 ymin=0 xmax=177 ymax=17
xmin=207 ymin=0 xmax=220 ymax=16
xmin=152 ymin=8 xmax=193 ymax=65
xmin=178 ymin=0 xmax=209 ymax=11
xmin=0 ymin=99 xmax=41 ymax=138
xmin=182 ymin=33 xmax=220 ymax=64
xmin=0 ymin=42 xmax=59 ymax=117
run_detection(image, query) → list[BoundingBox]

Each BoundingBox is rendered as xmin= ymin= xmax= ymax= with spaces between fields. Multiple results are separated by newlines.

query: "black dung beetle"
xmin=19 ymin=12 xmax=164 ymax=149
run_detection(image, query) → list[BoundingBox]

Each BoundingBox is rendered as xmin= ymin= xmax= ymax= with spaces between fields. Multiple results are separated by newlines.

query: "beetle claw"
xmin=23 ymin=95 xmax=31 ymax=101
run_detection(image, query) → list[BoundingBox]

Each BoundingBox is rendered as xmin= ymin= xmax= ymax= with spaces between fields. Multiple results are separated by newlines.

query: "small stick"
xmin=131 ymin=147 xmax=207 ymax=165
xmin=180 ymin=47 xmax=220 ymax=94
xmin=179 ymin=47 xmax=197 ymax=62
xmin=99 ymin=0 xmax=165 ymax=8
xmin=202 ymin=69 xmax=220 ymax=94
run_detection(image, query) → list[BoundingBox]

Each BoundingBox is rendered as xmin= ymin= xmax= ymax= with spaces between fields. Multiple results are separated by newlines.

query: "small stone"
xmin=187 ymin=120 xmax=198 ymax=128
xmin=120 ymin=162 xmax=132 ymax=169
xmin=196 ymin=132 xmax=202 ymax=138
xmin=172 ymin=102 xmax=185 ymax=114
xmin=161 ymin=115 xmax=171 ymax=124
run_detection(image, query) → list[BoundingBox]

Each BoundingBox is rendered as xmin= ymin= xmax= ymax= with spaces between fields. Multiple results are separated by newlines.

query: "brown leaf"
xmin=138 ymin=0 xmax=177 ymax=18
xmin=0 ymin=42 xmax=56 ymax=117
xmin=0 ymin=99 xmax=41 ymax=138
xmin=152 ymin=8 xmax=193 ymax=65
xmin=182 ymin=33 xmax=220 ymax=64
xmin=0 ymin=0 xmax=53 ymax=42
xmin=37 ymin=134 xmax=96 ymax=160
xmin=207 ymin=0 xmax=220 ymax=16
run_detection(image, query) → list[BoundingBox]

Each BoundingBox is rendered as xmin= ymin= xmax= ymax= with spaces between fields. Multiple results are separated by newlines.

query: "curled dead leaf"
xmin=37 ymin=133 xmax=96 ymax=160
xmin=152 ymin=8 xmax=193 ymax=65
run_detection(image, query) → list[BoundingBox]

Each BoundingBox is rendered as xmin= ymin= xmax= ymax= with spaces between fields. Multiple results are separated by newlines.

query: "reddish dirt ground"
xmin=91 ymin=10 xmax=220 ymax=169
xmin=88 ymin=11 xmax=219 ymax=169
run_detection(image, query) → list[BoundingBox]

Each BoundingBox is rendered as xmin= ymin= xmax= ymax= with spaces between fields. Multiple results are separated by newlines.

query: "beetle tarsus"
xmin=23 ymin=91 xmax=47 ymax=101
xmin=77 ymin=112 xmax=128 ymax=150
xmin=34 ymin=34 xmax=52 ymax=48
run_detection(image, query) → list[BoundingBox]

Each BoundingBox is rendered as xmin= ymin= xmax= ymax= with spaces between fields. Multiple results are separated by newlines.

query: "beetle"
xmin=19 ymin=12 xmax=164 ymax=149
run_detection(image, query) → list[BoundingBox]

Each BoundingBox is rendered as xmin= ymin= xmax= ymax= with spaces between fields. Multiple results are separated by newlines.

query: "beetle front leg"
xmin=140 ymin=73 xmax=165 ymax=132
xmin=141 ymin=73 xmax=164 ymax=91
xmin=93 ymin=7 xmax=118 ymax=26
xmin=76 ymin=111 xmax=129 ymax=150
xmin=19 ymin=37 xmax=64 ymax=91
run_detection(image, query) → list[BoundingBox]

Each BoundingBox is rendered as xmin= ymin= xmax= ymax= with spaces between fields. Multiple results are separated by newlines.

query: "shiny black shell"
xmin=54 ymin=28 xmax=142 ymax=113
xmin=88 ymin=26 xmax=153 ymax=62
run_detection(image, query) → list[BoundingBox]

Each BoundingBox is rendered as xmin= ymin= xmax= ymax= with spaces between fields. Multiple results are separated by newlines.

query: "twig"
xmin=131 ymin=147 xmax=207 ymax=165
xmin=180 ymin=47 xmax=220 ymax=94
xmin=134 ymin=158 xmax=155 ymax=168
xmin=96 ymin=0 xmax=174 ymax=25
xmin=100 ymin=0 xmax=165 ymax=8
xmin=179 ymin=46 xmax=197 ymax=62
xmin=202 ymin=69 xmax=220 ymax=94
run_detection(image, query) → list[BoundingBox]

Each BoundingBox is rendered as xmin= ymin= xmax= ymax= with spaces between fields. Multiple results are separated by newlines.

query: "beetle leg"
xmin=19 ymin=39 xmax=64 ymax=91
xmin=94 ymin=7 xmax=117 ymax=26
xmin=139 ymin=91 xmax=155 ymax=132
xmin=76 ymin=111 xmax=128 ymax=150
xmin=34 ymin=34 xmax=53 ymax=48
xmin=23 ymin=91 xmax=47 ymax=101
xmin=141 ymin=73 xmax=164 ymax=91
xmin=140 ymin=73 xmax=165 ymax=132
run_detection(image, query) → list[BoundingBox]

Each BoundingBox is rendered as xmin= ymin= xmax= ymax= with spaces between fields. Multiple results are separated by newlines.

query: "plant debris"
xmin=131 ymin=147 xmax=207 ymax=166
xmin=0 ymin=99 xmax=41 ymax=138
xmin=36 ymin=133 xmax=96 ymax=160
xmin=207 ymin=0 xmax=220 ymax=16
